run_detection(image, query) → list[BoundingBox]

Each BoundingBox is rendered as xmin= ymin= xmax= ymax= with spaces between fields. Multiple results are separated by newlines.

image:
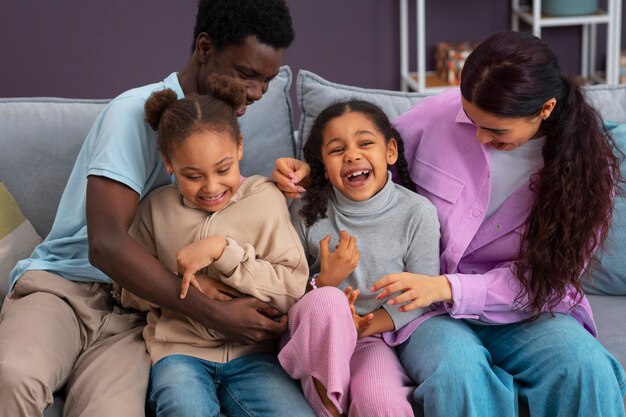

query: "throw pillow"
xmin=296 ymin=70 xmax=431 ymax=158
xmin=583 ymin=122 xmax=626 ymax=295
xmin=0 ymin=181 xmax=42 ymax=302
xmin=238 ymin=65 xmax=296 ymax=177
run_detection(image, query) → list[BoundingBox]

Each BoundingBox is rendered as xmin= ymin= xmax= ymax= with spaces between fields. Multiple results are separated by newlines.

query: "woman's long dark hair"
xmin=300 ymin=100 xmax=415 ymax=227
xmin=460 ymin=30 xmax=623 ymax=317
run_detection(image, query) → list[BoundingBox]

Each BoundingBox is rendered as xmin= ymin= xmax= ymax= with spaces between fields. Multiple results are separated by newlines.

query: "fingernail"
xmin=296 ymin=186 xmax=306 ymax=192
xmin=387 ymin=300 xmax=395 ymax=305
xmin=369 ymin=286 xmax=375 ymax=292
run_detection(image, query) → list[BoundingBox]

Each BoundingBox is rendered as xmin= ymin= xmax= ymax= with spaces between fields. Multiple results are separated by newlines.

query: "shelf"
xmin=401 ymin=72 xmax=457 ymax=94
xmin=513 ymin=6 xmax=612 ymax=27
xmin=511 ymin=0 xmax=622 ymax=85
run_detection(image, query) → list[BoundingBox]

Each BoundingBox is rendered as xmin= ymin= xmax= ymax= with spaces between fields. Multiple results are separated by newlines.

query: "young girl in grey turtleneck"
xmin=278 ymin=100 xmax=440 ymax=417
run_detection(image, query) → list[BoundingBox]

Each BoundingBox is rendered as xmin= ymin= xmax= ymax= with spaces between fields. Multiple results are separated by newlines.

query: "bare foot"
xmin=313 ymin=378 xmax=346 ymax=417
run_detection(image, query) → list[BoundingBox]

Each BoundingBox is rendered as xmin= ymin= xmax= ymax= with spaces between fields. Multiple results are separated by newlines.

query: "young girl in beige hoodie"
xmin=118 ymin=75 xmax=314 ymax=417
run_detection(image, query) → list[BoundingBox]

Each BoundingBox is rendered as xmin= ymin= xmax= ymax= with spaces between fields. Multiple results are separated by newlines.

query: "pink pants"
xmin=278 ymin=286 xmax=415 ymax=417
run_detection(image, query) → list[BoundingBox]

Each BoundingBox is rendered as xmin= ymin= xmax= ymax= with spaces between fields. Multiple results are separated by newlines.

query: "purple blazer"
xmin=384 ymin=89 xmax=595 ymax=346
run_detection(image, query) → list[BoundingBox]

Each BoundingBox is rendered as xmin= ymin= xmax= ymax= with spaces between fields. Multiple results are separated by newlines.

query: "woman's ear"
xmin=161 ymin=152 xmax=174 ymax=175
xmin=541 ymin=98 xmax=557 ymax=120
xmin=387 ymin=138 xmax=399 ymax=165
xmin=237 ymin=137 xmax=243 ymax=161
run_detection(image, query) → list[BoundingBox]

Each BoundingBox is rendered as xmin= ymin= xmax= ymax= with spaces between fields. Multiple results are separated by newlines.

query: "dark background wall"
xmin=1 ymin=0 xmax=624 ymax=101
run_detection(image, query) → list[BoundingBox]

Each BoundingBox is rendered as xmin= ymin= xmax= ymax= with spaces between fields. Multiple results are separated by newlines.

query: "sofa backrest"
xmin=2 ymin=67 xmax=626 ymax=239
xmin=0 ymin=67 xmax=296 ymax=238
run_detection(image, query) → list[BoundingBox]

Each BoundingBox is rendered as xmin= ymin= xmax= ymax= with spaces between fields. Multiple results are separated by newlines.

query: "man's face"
xmin=200 ymin=35 xmax=284 ymax=116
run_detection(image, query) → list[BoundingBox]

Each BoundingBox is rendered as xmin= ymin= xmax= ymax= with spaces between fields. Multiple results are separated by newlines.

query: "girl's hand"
xmin=344 ymin=286 xmax=374 ymax=338
xmin=177 ymin=236 xmax=228 ymax=299
xmin=195 ymin=274 xmax=243 ymax=301
xmin=272 ymin=157 xmax=310 ymax=199
xmin=370 ymin=273 xmax=452 ymax=312
xmin=318 ymin=231 xmax=360 ymax=287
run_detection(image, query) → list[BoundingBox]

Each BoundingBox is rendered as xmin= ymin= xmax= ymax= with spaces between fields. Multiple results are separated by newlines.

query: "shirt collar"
xmin=163 ymin=72 xmax=185 ymax=99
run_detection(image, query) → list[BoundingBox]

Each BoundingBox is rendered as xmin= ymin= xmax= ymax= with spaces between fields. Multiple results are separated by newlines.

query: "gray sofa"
xmin=1 ymin=67 xmax=624 ymax=415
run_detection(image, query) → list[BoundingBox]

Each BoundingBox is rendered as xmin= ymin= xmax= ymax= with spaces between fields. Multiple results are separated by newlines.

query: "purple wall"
xmin=1 ymin=0 xmax=624 ymax=100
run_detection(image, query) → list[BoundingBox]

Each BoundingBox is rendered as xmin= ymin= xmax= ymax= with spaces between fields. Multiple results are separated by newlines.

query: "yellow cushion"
xmin=0 ymin=182 xmax=42 ymax=300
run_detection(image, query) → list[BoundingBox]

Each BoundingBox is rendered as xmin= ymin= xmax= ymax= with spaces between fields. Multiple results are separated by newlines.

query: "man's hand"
xmin=272 ymin=157 xmax=310 ymax=199
xmin=204 ymin=297 xmax=288 ymax=344
xmin=317 ymin=231 xmax=360 ymax=287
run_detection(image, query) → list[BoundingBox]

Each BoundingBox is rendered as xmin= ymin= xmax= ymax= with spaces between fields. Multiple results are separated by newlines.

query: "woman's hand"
xmin=194 ymin=274 xmax=243 ymax=301
xmin=370 ymin=273 xmax=452 ymax=312
xmin=317 ymin=231 xmax=360 ymax=287
xmin=344 ymin=286 xmax=374 ymax=337
xmin=177 ymin=236 xmax=228 ymax=299
xmin=272 ymin=157 xmax=310 ymax=199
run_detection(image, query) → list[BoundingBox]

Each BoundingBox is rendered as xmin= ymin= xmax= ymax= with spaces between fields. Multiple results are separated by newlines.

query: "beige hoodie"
xmin=120 ymin=175 xmax=308 ymax=364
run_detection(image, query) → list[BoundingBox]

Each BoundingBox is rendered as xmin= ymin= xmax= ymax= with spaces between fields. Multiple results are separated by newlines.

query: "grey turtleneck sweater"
xmin=290 ymin=172 xmax=441 ymax=330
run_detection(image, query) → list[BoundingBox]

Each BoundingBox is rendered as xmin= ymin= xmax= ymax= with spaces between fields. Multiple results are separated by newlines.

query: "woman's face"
xmin=165 ymin=130 xmax=243 ymax=213
xmin=461 ymin=97 xmax=554 ymax=151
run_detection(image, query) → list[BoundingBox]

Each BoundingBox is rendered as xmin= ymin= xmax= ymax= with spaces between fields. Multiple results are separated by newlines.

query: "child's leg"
xmin=148 ymin=354 xmax=220 ymax=417
xmin=218 ymin=352 xmax=315 ymax=417
xmin=278 ymin=287 xmax=357 ymax=415
xmin=348 ymin=336 xmax=415 ymax=417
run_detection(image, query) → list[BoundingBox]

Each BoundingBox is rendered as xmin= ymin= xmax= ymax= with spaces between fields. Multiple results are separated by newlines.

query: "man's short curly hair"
xmin=192 ymin=0 xmax=294 ymax=52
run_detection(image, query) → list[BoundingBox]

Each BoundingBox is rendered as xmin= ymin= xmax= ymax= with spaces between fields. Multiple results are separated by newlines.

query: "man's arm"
xmin=86 ymin=175 xmax=286 ymax=344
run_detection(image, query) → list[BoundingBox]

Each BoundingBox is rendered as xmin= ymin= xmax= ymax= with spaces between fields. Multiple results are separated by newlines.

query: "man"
xmin=0 ymin=1 xmax=312 ymax=416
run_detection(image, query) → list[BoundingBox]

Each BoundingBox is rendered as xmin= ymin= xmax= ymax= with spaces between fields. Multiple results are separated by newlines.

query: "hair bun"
xmin=144 ymin=89 xmax=179 ymax=130
xmin=205 ymin=74 xmax=246 ymax=111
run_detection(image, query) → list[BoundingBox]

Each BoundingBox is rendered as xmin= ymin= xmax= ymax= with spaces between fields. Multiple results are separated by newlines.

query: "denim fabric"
xmin=398 ymin=314 xmax=626 ymax=417
xmin=148 ymin=353 xmax=316 ymax=417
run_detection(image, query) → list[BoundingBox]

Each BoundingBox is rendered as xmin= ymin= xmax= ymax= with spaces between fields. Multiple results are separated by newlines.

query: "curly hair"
xmin=460 ymin=31 xmax=624 ymax=318
xmin=299 ymin=100 xmax=416 ymax=227
xmin=144 ymin=74 xmax=246 ymax=161
xmin=192 ymin=0 xmax=294 ymax=52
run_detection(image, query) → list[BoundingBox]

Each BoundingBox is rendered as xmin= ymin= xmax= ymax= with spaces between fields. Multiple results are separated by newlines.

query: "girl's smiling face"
xmin=165 ymin=130 xmax=243 ymax=213
xmin=321 ymin=111 xmax=398 ymax=202
xmin=461 ymin=96 xmax=555 ymax=151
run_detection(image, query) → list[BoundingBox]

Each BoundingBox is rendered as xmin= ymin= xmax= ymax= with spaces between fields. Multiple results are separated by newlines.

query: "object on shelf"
xmin=435 ymin=41 xmax=480 ymax=85
xmin=542 ymin=0 xmax=599 ymax=16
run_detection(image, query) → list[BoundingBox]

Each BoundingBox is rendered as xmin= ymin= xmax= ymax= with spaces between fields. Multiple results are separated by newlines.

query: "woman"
xmin=274 ymin=31 xmax=626 ymax=416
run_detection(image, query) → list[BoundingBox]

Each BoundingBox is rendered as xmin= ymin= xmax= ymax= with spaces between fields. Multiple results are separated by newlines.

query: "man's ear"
xmin=195 ymin=33 xmax=213 ymax=64
xmin=387 ymin=138 xmax=399 ymax=165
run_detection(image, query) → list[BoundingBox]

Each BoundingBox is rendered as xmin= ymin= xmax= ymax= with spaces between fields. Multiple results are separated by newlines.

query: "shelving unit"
xmin=511 ymin=0 xmax=622 ymax=84
xmin=399 ymin=0 xmax=452 ymax=93
xmin=400 ymin=0 xmax=623 ymax=93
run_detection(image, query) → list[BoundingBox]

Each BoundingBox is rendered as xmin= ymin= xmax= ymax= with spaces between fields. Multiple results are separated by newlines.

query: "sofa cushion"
xmin=585 ymin=84 xmax=626 ymax=125
xmin=296 ymin=70 xmax=429 ymax=158
xmin=239 ymin=65 xmax=296 ymax=177
xmin=583 ymin=123 xmax=626 ymax=295
xmin=0 ymin=181 xmax=42 ymax=303
xmin=0 ymin=98 xmax=109 ymax=238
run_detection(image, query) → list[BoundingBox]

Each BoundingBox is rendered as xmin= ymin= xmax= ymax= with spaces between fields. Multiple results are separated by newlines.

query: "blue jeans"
xmin=148 ymin=352 xmax=316 ymax=417
xmin=398 ymin=314 xmax=626 ymax=417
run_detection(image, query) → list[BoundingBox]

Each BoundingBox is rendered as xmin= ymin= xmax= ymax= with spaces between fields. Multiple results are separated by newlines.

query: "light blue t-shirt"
xmin=9 ymin=73 xmax=183 ymax=289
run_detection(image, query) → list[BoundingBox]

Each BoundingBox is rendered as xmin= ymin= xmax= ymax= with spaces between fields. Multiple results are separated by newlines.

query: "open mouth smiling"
xmin=344 ymin=169 xmax=371 ymax=184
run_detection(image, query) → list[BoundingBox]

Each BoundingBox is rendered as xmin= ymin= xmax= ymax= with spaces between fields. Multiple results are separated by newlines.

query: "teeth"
xmin=202 ymin=192 xmax=224 ymax=201
xmin=347 ymin=170 xmax=369 ymax=178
